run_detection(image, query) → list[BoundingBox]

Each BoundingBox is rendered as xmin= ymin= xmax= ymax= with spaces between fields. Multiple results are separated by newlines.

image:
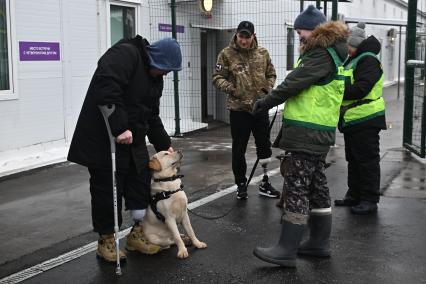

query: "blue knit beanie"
xmin=147 ymin=38 xmax=182 ymax=72
xmin=294 ymin=5 xmax=327 ymax=30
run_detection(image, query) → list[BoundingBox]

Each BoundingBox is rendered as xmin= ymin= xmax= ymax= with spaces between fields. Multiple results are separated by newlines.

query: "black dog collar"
xmin=153 ymin=174 xmax=184 ymax=183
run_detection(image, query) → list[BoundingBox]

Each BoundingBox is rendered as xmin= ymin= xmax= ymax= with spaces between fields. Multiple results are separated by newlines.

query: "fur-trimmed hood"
xmin=301 ymin=21 xmax=349 ymax=54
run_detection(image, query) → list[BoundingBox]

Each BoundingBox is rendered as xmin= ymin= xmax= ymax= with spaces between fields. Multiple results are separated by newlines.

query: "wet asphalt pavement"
xmin=1 ymin=86 xmax=426 ymax=283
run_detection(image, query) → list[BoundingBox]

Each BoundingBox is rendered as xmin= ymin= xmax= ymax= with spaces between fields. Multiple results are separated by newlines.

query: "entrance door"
xmin=109 ymin=3 xmax=137 ymax=46
xmin=200 ymin=30 xmax=210 ymax=123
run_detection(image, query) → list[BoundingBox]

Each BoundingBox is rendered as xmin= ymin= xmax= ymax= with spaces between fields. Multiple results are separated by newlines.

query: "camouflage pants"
xmin=280 ymin=151 xmax=331 ymax=218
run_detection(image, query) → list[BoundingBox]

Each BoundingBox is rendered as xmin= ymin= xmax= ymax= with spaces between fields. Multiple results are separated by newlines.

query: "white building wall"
xmin=63 ymin=0 xmax=99 ymax=143
xmin=0 ymin=0 xmax=64 ymax=152
xmin=338 ymin=0 xmax=409 ymax=85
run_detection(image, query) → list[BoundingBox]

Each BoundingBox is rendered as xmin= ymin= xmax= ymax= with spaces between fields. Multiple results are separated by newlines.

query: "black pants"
xmin=344 ymin=128 xmax=381 ymax=203
xmin=230 ymin=110 xmax=272 ymax=185
xmin=88 ymin=162 xmax=151 ymax=235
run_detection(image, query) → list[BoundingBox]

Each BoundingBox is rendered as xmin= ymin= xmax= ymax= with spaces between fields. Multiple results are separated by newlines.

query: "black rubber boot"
xmin=253 ymin=220 xmax=305 ymax=267
xmin=298 ymin=213 xmax=332 ymax=257
xmin=351 ymin=201 xmax=378 ymax=215
xmin=334 ymin=193 xmax=359 ymax=207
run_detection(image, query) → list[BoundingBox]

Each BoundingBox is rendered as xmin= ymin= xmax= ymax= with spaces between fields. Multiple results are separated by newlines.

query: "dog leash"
xmin=187 ymin=204 xmax=236 ymax=220
xmin=152 ymin=175 xmax=237 ymax=220
xmin=188 ymin=107 xmax=279 ymax=221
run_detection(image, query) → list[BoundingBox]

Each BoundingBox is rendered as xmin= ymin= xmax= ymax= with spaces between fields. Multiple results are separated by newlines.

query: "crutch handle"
xmin=98 ymin=105 xmax=116 ymax=154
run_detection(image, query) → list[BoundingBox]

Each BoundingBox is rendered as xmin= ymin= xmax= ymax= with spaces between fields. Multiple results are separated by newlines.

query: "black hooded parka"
xmin=67 ymin=35 xmax=171 ymax=173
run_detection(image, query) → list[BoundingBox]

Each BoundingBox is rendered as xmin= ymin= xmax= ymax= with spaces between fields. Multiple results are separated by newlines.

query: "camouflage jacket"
xmin=212 ymin=35 xmax=276 ymax=112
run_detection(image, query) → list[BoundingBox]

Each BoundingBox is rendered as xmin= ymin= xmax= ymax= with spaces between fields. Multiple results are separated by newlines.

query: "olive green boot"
xmin=298 ymin=212 xmax=332 ymax=257
xmin=253 ymin=220 xmax=305 ymax=267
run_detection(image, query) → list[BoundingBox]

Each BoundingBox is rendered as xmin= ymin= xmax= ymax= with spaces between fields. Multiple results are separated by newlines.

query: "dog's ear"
xmin=148 ymin=157 xmax=162 ymax=171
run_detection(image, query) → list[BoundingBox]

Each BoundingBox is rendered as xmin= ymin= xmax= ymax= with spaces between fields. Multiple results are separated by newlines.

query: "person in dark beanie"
xmin=68 ymin=36 xmax=182 ymax=263
xmin=213 ymin=21 xmax=280 ymax=200
xmin=294 ymin=4 xmax=327 ymax=31
xmin=252 ymin=5 xmax=349 ymax=267
xmin=334 ymin=22 xmax=386 ymax=215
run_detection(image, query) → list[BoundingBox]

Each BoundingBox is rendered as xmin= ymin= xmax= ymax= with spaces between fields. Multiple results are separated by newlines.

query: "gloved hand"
xmin=252 ymin=99 xmax=268 ymax=116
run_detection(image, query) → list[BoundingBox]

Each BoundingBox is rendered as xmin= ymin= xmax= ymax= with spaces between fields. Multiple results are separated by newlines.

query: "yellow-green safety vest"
xmin=283 ymin=47 xmax=346 ymax=131
xmin=341 ymin=52 xmax=385 ymax=127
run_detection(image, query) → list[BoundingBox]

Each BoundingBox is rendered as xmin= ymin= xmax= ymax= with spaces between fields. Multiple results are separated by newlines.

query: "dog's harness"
xmin=150 ymin=175 xmax=184 ymax=223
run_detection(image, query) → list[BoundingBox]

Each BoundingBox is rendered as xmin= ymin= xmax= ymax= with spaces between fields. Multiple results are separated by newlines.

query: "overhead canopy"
xmin=190 ymin=24 xmax=235 ymax=30
xmin=296 ymin=0 xmax=353 ymax=2
xmin=344 ymin=17 xmax=411 ymax=27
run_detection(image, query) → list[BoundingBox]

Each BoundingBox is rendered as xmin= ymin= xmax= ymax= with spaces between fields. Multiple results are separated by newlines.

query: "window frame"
xmin=0 ymin=0 xmax=17 ymax=100
xmin=106 ymin=0 xmax=140 ymax=47
xmin=286 ymin=26 xmax=295 ymax=71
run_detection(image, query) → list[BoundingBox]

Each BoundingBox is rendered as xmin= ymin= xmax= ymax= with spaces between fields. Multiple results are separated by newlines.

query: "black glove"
xmin=252 ymin=99 xmax=268 ymax=116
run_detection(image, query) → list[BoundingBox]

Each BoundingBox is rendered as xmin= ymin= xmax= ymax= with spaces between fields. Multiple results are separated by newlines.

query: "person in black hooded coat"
xmin=335 ymin=23 xmax=387 ymax=215
xmin=67 ymin=35 xmax=182 ymax=262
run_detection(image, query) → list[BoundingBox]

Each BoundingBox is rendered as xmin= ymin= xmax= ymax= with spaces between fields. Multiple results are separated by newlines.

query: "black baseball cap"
xmin=237 ymin=21 xmax=254 ymax=35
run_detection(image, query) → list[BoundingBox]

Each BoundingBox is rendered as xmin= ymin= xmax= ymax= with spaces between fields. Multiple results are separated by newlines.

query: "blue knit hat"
xmin=294 ymin=5 xmax=327 ymax=30
xmin=147 ymin=38 xmax=182 ymax=72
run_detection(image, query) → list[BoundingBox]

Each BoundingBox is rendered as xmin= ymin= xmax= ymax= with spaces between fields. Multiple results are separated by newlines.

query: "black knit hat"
xmin=294 ymin=5 xmax=327 ymax=30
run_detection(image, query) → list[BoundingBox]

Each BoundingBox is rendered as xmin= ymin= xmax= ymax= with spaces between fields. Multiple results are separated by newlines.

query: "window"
xmin=0 ymin=0 xmax=11 ymax=92
xmin=110 ymin=4 xmax=136 ymax=45
xmin=287 ymin=27 xmax=295 ymax=71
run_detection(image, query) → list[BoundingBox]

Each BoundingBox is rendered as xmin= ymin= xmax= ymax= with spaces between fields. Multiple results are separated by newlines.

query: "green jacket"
xmin=262 ymin=21 xmax=349 ymax=154
xmin=212 ymin=35 xmax=277 ymax=112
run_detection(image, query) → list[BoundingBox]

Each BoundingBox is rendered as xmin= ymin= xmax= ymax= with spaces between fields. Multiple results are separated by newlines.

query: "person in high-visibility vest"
xmin=251 ymin=5 xmax=349 ymax=267
xmin=334 ymin=22 xmax=386 ymax=215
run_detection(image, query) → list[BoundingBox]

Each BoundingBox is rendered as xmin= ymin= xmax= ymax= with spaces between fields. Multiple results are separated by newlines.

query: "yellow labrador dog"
xmin=142 ymin=150 xmax=207 ymax=258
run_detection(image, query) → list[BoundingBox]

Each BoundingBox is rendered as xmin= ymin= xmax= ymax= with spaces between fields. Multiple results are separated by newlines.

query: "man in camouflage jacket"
xmin=212 ymin=21 xmax=280 ymax=200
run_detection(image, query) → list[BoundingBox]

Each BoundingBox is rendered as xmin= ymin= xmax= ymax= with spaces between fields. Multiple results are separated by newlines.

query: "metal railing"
xmin=404 ymin=60 xmax=426 ymax=157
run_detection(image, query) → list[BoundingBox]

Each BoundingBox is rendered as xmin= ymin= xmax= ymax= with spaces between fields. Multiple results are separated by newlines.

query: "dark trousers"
xmin=281 ymin=152 xmax=331 ymax=216
xmin=230 ymin=110 xmax=272 ymax=185
xmin=344 ymin=128 xmax=381 ymax=203
xmin=88 ymin=162 xmax=151 ymax=235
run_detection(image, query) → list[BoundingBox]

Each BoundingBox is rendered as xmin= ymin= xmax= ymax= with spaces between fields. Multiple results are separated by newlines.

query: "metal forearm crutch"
xmin=98 ymin=104 xmax=122 ymax=276
xmin=246 ymin=106 xmax=279 ymax=188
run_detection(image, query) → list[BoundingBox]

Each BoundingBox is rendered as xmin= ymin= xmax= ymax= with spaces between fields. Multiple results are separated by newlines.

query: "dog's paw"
xmin=177 ymin=248 xmax=189 ymax=259
xmin=194 ymin=241 xmax=207 ymax=249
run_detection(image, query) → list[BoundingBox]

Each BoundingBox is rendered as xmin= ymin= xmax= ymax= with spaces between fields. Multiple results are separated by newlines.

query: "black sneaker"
xmin=259 ymin=177 xmax=280 ymax=198
xmin=236 ymin=183 xmax=248 ymax=200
